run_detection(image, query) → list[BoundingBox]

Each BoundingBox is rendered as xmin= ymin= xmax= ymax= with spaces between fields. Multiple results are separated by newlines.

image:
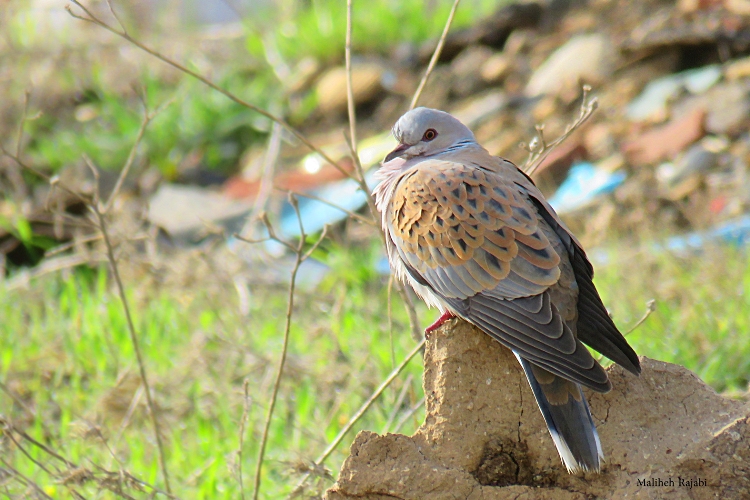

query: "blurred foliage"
xmin=4 ymin=0 xmax=500 ymax=183
xmin=2 ymin=237 xmax=749 ymax=497
xmin=0 ymin=239 xmax=429 ymax=498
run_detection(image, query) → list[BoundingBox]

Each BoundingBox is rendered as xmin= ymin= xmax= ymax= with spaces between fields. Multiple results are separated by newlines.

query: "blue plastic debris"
xmin=278 ymin=170 xmax=379 ymax=238
xmin=661 ymin=215 xmax=750 ymax=253
xmin=546 ymin=162 xmax=626 ymax=214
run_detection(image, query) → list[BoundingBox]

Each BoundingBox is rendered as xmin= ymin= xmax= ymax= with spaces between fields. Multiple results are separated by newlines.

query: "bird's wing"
xmin=509 ymin=164 xmax=641 ymax=376
xmin=387 ymin=159 xmax=610 ymax=391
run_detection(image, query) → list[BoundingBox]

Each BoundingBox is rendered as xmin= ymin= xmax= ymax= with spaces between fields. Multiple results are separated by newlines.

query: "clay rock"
xmin=525 ymin=34 xmax=617 ymax=98
xmin=326 ymin=320 xmax=750 ymax=499
xmin=315 ymin=63 xmax=386 ymax=114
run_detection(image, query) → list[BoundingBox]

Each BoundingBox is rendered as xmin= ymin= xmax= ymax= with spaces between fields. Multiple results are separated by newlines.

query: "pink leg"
xmin=425 ymin=310 xmax=456 ymax=335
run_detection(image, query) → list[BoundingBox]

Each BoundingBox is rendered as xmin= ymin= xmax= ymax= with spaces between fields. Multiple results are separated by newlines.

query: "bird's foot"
xmin=425 ymin=311 xmax=456 ymax=336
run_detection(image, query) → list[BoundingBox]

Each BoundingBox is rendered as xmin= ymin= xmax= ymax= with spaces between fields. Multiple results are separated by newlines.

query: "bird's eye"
xmin=422 ymin=129 xmax=437 ymax=142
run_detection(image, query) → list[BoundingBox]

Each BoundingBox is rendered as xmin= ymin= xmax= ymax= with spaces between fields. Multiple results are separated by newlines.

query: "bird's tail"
xmin=514 ymin=352 xmax=603 ymax=473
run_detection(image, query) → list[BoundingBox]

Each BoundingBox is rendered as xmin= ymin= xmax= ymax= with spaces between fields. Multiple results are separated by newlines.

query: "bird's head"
xmin=384 ymin=107 xmax=476 ymax=163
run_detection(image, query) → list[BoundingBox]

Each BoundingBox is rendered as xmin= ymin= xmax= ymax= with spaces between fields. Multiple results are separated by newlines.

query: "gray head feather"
xmin=385 ymin=107 xmax=476 ymax=162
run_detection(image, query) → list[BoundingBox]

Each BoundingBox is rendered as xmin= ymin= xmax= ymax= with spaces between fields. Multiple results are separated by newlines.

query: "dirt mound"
xmin=326 ymin=320 xmax=750 ymax=499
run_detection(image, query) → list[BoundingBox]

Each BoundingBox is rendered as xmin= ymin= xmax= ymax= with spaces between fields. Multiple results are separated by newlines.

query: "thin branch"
xmin=392 ymin=396 xmax=425 ymax=434
xmin=44 ymin=233 xmax=105 ymax=258
xmin=7 ymin=89 xmax=31 ymax=201
xmin=1 ymin=145 xmax=89 ymax=205
xmin=105 ymin=0 xmax=127 ymax=35
xmin=15 ymin=90 xmax=30 ymax=158
xmin=252 ymin=204 xmax=329 ymax=500
xmin=65 ymin=1 xmax=349 ymax=179
xmin=103 ymin=97 xmax=171 ymax=213
xmin=341 ymin=0 xmax=378 ymax=218
xmin=394 ymin=281 xmax=423 ymax=343
xmin=410 ymin=0 xmax=461 ymax=110
xmin=342 ymin=132 xmax=379 ymax=219
xmin=596 ymin=299 xmax=655 ymax=364
xmin=282 ymin=188 xmax=374 ymax=226
xmin=0 ymin=458 xmax=54 ymax=500
xmin=1 ymin=418 xmax=179 ymax=499
xmin=521 ymin=85 xmax=598 ymax=177
xmin=237 ymin=379 xmax=251 ymax=500
xmin=288 ymin=338 xmax=426 ymax=498
xmin=234 ymin=212 xmax=296 ymax=252
xmin=382 ymin=373 xmax=413 ymax=433
xmin=0 ymin=418 xmax=74 ymax=469
xmin=5 ymin=253 xmax=108 ymax=292
xmin=301 ymin=224 xmax=330 ymax=261
xmin=92 ymin=202 xmax=172 ymax=494
xmin=250 ymin=121 xmax=283 ymax=224
xmin=4 ymin=428 xmax=55 ymax=475
xmin=345 ymin=0 xmax=358 ymax=160
xmin=625 ymin=299 xmax=656 ymax=335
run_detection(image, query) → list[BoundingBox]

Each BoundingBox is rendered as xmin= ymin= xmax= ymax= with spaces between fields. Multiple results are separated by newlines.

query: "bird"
xmin=373 ymin=107 xmax=641 ymax=474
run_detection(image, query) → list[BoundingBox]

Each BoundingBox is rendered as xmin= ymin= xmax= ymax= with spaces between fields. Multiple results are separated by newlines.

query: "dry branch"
xmin=247 ymin=195 xmax=330 ymax=500
xmin=410 ymin=0 xmax=461 ymax=110
xmin=65 ymin=1 xmax=350 ymax=180
xmin=521 ymin=85 xmax=598 ymax=176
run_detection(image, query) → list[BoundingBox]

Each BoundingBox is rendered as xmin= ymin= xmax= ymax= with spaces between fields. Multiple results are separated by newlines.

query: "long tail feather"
xmin=514 ymin=352 xmax=603 ymax=473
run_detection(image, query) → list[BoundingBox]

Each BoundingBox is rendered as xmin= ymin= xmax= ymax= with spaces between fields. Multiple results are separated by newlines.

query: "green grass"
xmin=2 ymin=239 xmax=749 ymax=498
xmin=594 ymin=245 xmax=750 ymax=394
xmin=0 ymin=242 xmax=429 ymax=498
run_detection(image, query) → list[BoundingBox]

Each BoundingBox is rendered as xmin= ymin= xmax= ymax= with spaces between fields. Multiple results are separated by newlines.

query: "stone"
xmin=704 ymin=83 xmax=750 ymax=136
xmin=315 ymin=63 xmax=385 ymax=114
xmin=623 ymin=107 xmax=705 ymax=166
xmin=725 ymin=55 xmax=750 ymax=81
xmin=525 ymin=34 xmax=617 ymax=98
xmin=148 ymin=184 xmax=252 ymax=242
xmin=451 ymin=46 xmax=495 ymax=96
xmin=326 ymin=321 xmax=750 ymax=499
xmin=480 ymin=53 xmax=511 ymax=83
xmin=626 ymin=65 xmax=721 ymax=123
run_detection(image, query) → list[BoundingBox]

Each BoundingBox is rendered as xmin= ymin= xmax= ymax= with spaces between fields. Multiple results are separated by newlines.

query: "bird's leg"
xmin=425 ymin=310 xmax=456 ymax=336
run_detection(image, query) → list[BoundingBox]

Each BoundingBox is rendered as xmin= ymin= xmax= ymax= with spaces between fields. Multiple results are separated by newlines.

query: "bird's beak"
xmin=384 ymin=142 xmax=411 ymax=163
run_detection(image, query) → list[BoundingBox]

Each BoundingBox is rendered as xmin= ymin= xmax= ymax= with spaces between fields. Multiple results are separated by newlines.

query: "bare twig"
xmin=345 ymin=0 xmax=358 ymax=160
xmin=6 ymin=89 xmax=31 ymax=201
xmin=282 ymin=188 xmax=375 ymax=226
xmin=392 ymin=396 xmax=425 ymax=434
xmin=1 ymin=145 xmax=88 ymax=205
xmin=0 ymin=458 xmax=54 ymax=500
xmin=251 ymin=194 xmax=329 ymax=500
xmin=382 ymin=373 xmax=413 ymax=433
xmin=250 ymin=121 xmax=283 ymax=224
xmin=596 ymin=299 xmax=655 ymax=364
xmin=288 ymin=338 xmax=426 ymax=498
xmin=387 ymin=275 xmax=396 ymax=370
xmin=394 ymin=281 xmax=422 ymax=342
xmin=105 ymin=0 xmax=128 ymax=35
xmin=410 ymin=0 xmax=461 ymax=110
xmin=103 ymin=97 xmax=171 ymax=213
xmin=5 ymin=253 xmax=108 ymax=292
xmin=92 ymin=202 xmax=172 ymax=493
xmin=234 ymin=212 xmax=296 ymax=252
xmin=4 ymin=428 xmax=54 ymax=475
xmin=342 ymin=132 xmax=379 ymax=220
xmin=625 ymin=299 xmax=656 ymax=335
xmin=521 ymin=85 xmax=598 ymax=177
xmin=238 ymin=379 xmax=251 ymax=500
xmin=1 ymin=418 xmax=178 ymax=499
xmin=65 ymin=1 xmax=349 ymax=179
xmin=44 ymin=233 xmax=105 ymax=258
